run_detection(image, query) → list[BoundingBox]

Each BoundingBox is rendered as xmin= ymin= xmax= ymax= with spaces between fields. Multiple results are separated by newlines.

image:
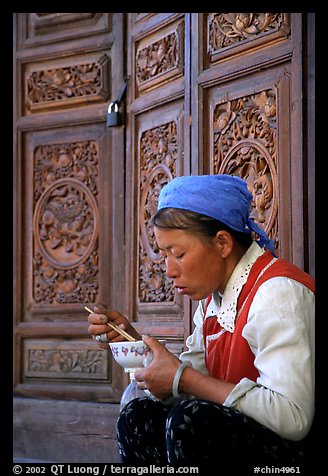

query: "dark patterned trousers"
xmin=116 ymin=397 xmax=306 ymax=467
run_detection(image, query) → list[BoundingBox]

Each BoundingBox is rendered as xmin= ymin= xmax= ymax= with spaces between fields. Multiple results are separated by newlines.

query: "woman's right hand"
xmin=87 ymin=305 xmax=141 ymax=349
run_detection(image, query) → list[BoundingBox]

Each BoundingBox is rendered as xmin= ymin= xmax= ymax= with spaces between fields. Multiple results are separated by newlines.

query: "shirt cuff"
xmin=223 ymin=377 xmax=257 ymax=407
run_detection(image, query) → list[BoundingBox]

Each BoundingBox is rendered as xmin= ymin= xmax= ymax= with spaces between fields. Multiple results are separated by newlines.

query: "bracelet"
xmin=172 ymin=360 xmax=192 ymax=398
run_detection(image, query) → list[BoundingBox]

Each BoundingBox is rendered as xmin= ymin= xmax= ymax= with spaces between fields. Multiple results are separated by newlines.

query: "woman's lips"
xmin=176 ymin=286 xmax=188 ymax=295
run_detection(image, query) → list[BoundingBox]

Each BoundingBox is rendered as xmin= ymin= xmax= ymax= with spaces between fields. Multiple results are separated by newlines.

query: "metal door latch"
xmin=106 ymin=75 xmax=130 ymax=127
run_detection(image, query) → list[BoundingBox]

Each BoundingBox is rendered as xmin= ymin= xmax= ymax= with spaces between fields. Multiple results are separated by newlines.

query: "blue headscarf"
xmin=157 ymin=174 xmax=275 ymax=253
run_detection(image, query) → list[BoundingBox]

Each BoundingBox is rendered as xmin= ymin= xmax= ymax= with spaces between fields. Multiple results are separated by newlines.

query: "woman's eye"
xmin=175 ymin=253 xmax=185 ymax=260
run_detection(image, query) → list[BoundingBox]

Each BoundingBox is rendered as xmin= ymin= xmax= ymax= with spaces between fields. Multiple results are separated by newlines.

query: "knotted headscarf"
xmin=157 ymin=174 xmax=275 ymax=253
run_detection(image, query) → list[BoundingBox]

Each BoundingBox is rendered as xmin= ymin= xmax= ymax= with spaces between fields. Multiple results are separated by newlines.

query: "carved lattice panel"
xmin=19 ymin=120 xmax=121 ymax=397
xmin=24 ymin=53 xmax=110 ymax=114
xmin=206 ymin=13 xmax=290 ymax=64
xmin=212 ymin=89 xmax=278 ymax=248
xmin=32 ymin=141 xmax=100 ymax=305
xmin=127 ymin=13 xmax=188 ymax=355
xmin=133 ymin=102 xmax=186 ymax=344
xmin=23 ymin=339 xmax=109 ymax=381
xmin=134 ymin=18 xmax=185 ymax=95
xmin=138 ymin=121 xmax=177 ymax=304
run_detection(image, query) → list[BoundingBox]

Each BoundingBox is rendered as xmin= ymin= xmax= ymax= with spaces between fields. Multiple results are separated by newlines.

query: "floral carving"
xmin=212 ymin=90 xmax=278 ymax=245
xmin=139 ymin=122 xmax=177 ymax=303
xmin=136 ymin=22 xmax=184 ymax=92
xmin=33 ymin=141 xmax=98 ymax=204
xmin=26 ymin=54 xmax=109 ymax=111
xmin=33 ymin=251 xmax=99 ymax=304
xmin=27 ymin=348 xmax=107 ymax=378
xmin=34 ymin=179 xmax=98 ymax=268
xmin=33 ymin=141 xmax=99 ymax=304
xmin=208 ymin=13 xmax=286 ymax=53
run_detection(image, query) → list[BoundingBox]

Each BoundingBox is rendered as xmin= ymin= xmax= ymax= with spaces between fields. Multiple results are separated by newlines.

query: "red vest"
xmin=203 ymin=250 xmax=315 ymax=384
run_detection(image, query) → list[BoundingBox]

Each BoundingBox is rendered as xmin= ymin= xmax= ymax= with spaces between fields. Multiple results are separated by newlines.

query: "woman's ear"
xmin=214 ymin=230 xmax=233 ymax=258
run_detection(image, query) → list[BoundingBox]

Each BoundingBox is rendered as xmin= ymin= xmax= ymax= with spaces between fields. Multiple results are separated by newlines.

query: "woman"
xmin=88 ymin=174 xmax=315 ymax=467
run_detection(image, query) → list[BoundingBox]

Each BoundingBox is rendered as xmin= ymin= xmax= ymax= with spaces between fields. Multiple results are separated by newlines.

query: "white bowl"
xmin=109 ymin=339 xmax=166 ymax=373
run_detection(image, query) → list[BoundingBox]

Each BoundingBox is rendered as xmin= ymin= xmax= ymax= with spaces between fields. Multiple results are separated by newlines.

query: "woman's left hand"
xmin=135 ymin=335 xmax=181 ymax=400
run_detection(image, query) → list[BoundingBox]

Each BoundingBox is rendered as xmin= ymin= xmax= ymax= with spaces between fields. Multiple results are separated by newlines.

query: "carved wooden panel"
xmin=32 ymin=13 xmax=105 ymax=33
xmin=206 ymin=65 xmax=292 ymax=257
xmin=134 ymin=102 xmax=186 ymax=339
xmin=24 ymin=53 xmax=110 ymax=114
xmin=127 ymin=13 xmax=189 ymax=356
xmin=18 ymin=13 xmax=112 ymax=48
xmin=212 ymin=89 xmax=278 ymax=247
xmin=22 ymin=121 xmax=115 ymax=323
xmin=138 ymin=121 xmax=177 ymax=304
xmin=33 ymin=141 xmax=99 ymax=305
xmin=18 ymin=120 xmax=123 ymax=398
xmin=24 ymin=339 xmax=109 ymax=381
xmin=195 ymin=13 xmax=311 ymax=267
xmin=206 ymin=13 xmax=290 ymax=64
xmin=134 ymin=18 xmax=185 ymax=95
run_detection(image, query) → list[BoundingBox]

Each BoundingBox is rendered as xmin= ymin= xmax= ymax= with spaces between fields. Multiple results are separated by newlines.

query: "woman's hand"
xmin=87 ymin=305 xmax=141 ymax=349
xmin=135 ymin=335 xmax=181 ymax=400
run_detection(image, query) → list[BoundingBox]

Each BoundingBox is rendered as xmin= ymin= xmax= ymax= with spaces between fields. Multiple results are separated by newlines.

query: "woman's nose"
xmin=165 ymin=256 xmax=178 ymax=278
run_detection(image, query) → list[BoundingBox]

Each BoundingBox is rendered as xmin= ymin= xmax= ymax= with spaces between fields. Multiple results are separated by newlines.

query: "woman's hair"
xmin=152 ymin=208 xmax=253 ymax=249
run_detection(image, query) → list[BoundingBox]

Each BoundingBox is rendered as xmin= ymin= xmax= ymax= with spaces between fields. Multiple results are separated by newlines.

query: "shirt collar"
xmin=206 ymin=241 xmax=265 ymax=333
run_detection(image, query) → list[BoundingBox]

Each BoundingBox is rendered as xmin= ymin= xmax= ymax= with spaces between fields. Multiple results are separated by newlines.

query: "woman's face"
xmin=154 ymin=226 xmax=231 ymax=300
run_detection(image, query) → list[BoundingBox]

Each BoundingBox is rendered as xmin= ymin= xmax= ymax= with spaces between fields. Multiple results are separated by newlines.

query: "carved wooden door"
xmin=14 ymin=13 xmax=314 ymax=405
xmin=13 ymin=13 xmax=126 ymax=401
xmin=125 ymin=12 xmax=314 ymax=359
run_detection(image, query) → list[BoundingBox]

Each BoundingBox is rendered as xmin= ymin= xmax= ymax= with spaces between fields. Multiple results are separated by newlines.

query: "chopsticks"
xmin=84 ymin=306 xmax=137 ymax=342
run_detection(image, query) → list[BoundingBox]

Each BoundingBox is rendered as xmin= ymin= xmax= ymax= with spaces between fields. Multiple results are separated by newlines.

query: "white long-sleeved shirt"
xmin=179 ymin=242 xmax=315 ymax=441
